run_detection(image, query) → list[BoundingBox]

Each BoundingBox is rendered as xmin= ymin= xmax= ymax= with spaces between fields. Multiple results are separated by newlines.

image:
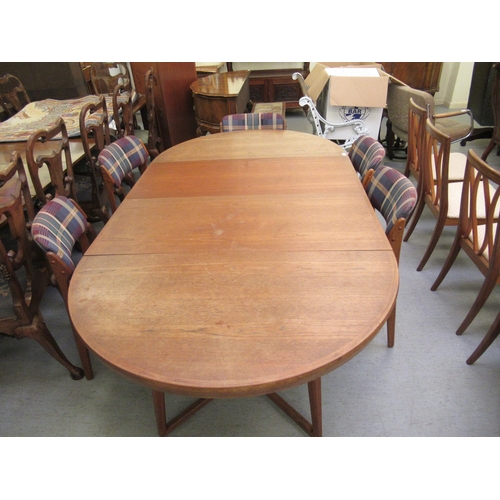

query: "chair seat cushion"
xmin=98 ymin=135 xmax=148 ymax=187
xmin=31 ymin=196 xmax=87 ymax=271
xmin=435 ymin=117 xmax=471 ymax=143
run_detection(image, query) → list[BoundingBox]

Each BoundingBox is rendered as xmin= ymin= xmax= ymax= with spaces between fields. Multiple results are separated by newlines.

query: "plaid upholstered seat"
xmin=348 ymin=135 xmax=385 ymax=187
xmin=220 ymin=113 xmax=285 ymax=132
xmin=364 ymin=165 xmax=417 ymax=348
xmin=31 ymin=196 xmax=88 ymax=272
xmin=98 ymin=135 xmax=148 ymax=213
xmin=98 ymin=135 xmax=148 ymax=187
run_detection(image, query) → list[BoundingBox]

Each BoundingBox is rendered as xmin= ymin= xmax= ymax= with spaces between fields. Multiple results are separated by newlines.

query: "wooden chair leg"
xmin=416 ymin=215 xmax=447 ymax=271
xmin=456 ymin=275 xmax=499 ymax=336
xmin=403 ymin=189 xmax=425 ymax=242
xmin=467 ymin=310 xmax=500 ymax=364
xmin=431 ymin=235 xmax=462 ymax=292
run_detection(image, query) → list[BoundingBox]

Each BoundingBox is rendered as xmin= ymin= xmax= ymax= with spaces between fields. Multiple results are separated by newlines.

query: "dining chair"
xmin=220 ymin=113 xmax=286 ymax=132
xmin=0 ymin=73 xmax=31 ymax=118
xmin=403 ymin=118 xmax=466 ymax=271
xmin=98 ymin=135 xmax=149 ymax=214
xmin=143 ymin=68 xmax=163 ymax=159
xmin=348 ymin=135 xmax=385 ymax=188
xmin=31 ymin=195 xmax=96 ymax=379
xmin=403 ymin=100 xmax=468 ymax=243
xmin=79 ymin=95 xmax=113 ymax=223
xmin=90 ymin=62 xmax=131 ymax=95
xmin=25 ymin=117 xmax=77 ymax=213
xmin=431 ymin=149 xmax=500 ymax=338
xmin=364 ymin=164 xmax=418 ymax=347
xmin=112 ymin=83 xmax=135 ymax=139
xmin=0 ymin=153 xmax=84 ymax=380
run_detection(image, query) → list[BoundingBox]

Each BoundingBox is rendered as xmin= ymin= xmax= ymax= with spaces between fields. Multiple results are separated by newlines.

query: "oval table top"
xmin=68 ymin=130 xmax=398 ymax=399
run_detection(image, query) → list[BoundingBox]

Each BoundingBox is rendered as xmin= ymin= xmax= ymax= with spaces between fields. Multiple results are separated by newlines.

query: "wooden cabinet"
xmin=130 ymin=62 xmax=198 ymax=148
xmin=190 ymin=71 xmax=250 ymax=135
xmin=227 ymin=63 xmax=309 ymax=109
xmin=378 ymin=62 xmax=443 ymax=95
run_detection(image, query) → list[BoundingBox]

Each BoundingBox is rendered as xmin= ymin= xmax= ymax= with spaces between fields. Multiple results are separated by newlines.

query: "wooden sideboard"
xmin=130 ymin=62 xmax=198 ymax=148
xmin=190 ymin=70 xmax=250 ymax=135
xmin=227 ymin=63 xmax=309 ymax=109
xmin=378 ymin=62 xmax=443 ymax=95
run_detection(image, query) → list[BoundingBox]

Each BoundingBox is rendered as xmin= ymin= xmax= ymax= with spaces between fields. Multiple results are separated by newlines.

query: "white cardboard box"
xmin=306 ymin=63 xmax=388 ymax=141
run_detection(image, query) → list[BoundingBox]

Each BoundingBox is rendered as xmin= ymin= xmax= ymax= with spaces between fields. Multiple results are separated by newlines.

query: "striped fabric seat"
xmin=31 ymin=196 xmax=88 ymax=271
xmin=98 ymin=135 xmax=148 ymax=187
xmin=366 ymin=165 xmax=418 ymax=235
xmin=349 ymin=135 xmax=386 ymax=180
xmin=221 ymin=113 xmax=285 ymax=132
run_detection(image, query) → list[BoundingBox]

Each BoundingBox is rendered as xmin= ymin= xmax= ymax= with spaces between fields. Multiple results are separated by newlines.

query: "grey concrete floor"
xmin=1 ymin=107 xmax=500 ymax=439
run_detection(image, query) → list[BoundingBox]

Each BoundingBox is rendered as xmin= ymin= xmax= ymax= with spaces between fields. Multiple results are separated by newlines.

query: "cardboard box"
xmin=306 ymin=63 xmax=388 ymax=141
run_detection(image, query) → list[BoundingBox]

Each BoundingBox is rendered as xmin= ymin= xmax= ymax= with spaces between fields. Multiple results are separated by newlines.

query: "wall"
xmin=434 ymin=62 xmax=474 ymax=108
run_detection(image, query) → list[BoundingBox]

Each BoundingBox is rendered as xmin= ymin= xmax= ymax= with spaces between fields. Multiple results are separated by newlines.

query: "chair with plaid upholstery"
xmin=364 ymin=164 xmax=418 ymax=347
xmin=98 ymin=135 xmax=149 ymax=214
xmin=32 ymin=195 xmax=96 ymax=379
xmin=348 ymin=135 xmax=385 ymax=188
xmin=220 ymin=113 xmax=286 ymax=132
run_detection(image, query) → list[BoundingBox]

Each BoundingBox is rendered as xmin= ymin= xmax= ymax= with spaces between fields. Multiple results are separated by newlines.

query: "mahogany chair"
xmin=0 ymin=153 xmax=84 ymax=380
xmin=220 ymin=113 xmax=286 ymax=132
xmin=111 ymin=83 xmax=135 ymax=139
xmin=0 ymin=73 xmax=31 ymax=118
xmin=90 ymin=62 xmax=131 ymax=95
xmin=98 ymin=135 xmax=149 ymax=214
xmin=31 ymin=195 xmax=96 ymax=379
xmin=481 ymin=62 xmax=500 ymax=162
xmin=79 ymin=96 xmax=113 ymax=223
xmin=25 ymin=118 xmax=77 ymax=212
xmin=431 ymin=149 xmax=500 ymax=338
xmin=404 ymin=119 xmax=467 ymax=271
xmin=143 ymin=68 xmax=163 ymax=159
xmin=364 ymin=165 xmax=417 ymax=347
xmin=348 ymin=135 xmax=385 ymax=188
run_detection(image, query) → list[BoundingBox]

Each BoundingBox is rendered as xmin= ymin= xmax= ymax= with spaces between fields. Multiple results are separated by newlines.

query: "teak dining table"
xmin=68 ymin=130 xmax=399 ymax=437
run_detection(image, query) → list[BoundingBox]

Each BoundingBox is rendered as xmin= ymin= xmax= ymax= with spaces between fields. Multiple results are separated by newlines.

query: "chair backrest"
xmin=422 ymin=118 xmax=452 ymax=211
xmin=220 ymin=113 xmax=286 ymax=132
xmin=386 ymin=83 xmax=434 ymax=141
xmin=31 ymin=196 xmax=91 ymax=275
xmin=112 ymin=83 xmax=134 ymax=139
xmin=457 ymin=149 xmax=500 ymax=269
xmin=80 ymin=95 xmax=112 ymax=160
xmin=98 ymin=135 xmax=148 ymax=213
xmin=348 ymin=135 xmax=385 ymax=186
xmin=365 ymin=164 xmax=418 ymax=263
xmin=26 ymin=117 xmax=77 ymax=210
xmin=0 ymin=73 xmax=31 ymax=117
xmin=0 ymin=152 xmax=38 ymax=275
xmin=406 ymin=97 xmax=428 ymax=183
xmin=144 ymin=68 xmax=163 ymax=158
xmin=90 ymin=62 xmax=131 ymax=94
